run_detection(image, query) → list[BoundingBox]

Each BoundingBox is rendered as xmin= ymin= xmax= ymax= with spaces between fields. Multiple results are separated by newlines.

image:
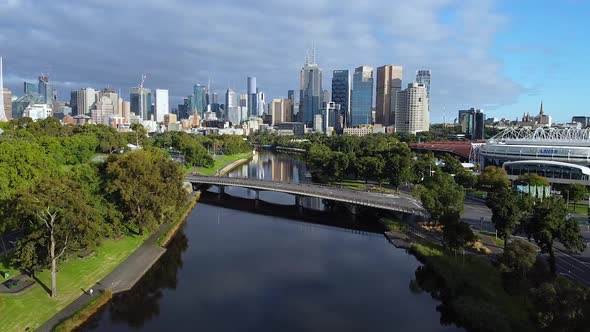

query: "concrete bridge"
xmin=186 ymin=175 xmax=428 ymax=217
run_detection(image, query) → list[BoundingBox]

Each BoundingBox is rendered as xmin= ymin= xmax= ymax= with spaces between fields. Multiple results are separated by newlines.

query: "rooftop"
xmin=489 ymin=127 xmax=590 ymax=146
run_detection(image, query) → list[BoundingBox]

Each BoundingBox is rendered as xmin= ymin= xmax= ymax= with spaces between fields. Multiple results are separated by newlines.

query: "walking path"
xmin=35 ymin=224 xmax=169 ymax=332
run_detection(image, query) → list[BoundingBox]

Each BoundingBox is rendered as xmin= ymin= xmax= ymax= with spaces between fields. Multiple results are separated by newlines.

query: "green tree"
xmin=358 ymin=156 xmax=384 ymax=184
xmin=441 ymin=154 xmax=464 ymax=175
xmin=454 ymin=169 xmax=478 ymax=189
xmin=384 ymin=144 xmax=414 ymax=190
xmin=442 ymin=218 xmax=476 ymax=254
xmin=105 ymin=149 xmax=188 ymax=235
xmin=308 ymin=144 xmax=332 ymax=175
xmin=416 ymin=172 xmax=465 ymax=224
xmin=525 ymin=197 xmax=585 ymax=275
xmin=11 ymin=177 xmax=103 ymax=297
xmin=562 ymin=183 xmax=587 ymax=211
xmin=329 ymin=152 xmax=349 ymax=183
xmin=478 ymin=166 xmax=511 ymax=191
xmin=412 ymin=153 xmax=438 ymax=182
xmin=498 ymin=239 xmax=538 ymax=281
xmin=530 ymin=278 xmax=589 ymax=331
xmin=486 ymin=187 xmax=524 ymax=250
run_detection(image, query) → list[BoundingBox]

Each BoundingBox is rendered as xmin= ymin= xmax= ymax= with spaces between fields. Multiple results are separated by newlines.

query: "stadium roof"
xmin=489 ymin=127 xmax=590 ymax=146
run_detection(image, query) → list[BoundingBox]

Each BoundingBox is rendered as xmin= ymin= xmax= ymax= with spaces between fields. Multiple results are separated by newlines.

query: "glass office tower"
xmin=331 ymin=70 xmax=350 ymax=127
xmin=351 ymin=66 xmax=373 ymax=126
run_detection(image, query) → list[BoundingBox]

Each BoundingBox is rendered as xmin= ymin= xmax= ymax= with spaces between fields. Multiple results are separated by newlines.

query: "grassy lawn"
xmin=0 ymin=233 xmax=146 ymax=332
xmin=331 ymin=179 xmax=368 ymax=190
xmin=567 ymin=203 xmax=590 ymax=215
xmin=379 ymin=217 xmax=408 ymax=233
xmin=197 ymin=152 xmax=252 ymax=176
xmin=412 ymin=241 xmax=534 ymax=331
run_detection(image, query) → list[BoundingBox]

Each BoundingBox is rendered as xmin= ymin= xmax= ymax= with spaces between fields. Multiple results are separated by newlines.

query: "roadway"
xmin=186 ymin=175 xmax=428 ymax=217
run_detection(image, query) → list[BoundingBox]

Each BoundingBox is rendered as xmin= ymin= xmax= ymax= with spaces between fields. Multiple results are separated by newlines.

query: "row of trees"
xmin=0 ymin=119 xmax=199 ymax=297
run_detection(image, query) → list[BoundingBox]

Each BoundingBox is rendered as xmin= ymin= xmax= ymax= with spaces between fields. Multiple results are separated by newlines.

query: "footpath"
xmin=35 ymin=222 xmax=169 ymax=332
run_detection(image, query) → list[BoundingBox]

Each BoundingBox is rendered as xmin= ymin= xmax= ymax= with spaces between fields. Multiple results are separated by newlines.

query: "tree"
xmin=385 ymin=145 xmax=414 ymax=190
xmin=486 ymin=187 xmax=523 ymax=250
xmin=562 ymin=183 xmax=587 ymax=211
xmin=530 ymin=278 xmax=589 ymax=331
xmin=413 ymin=153 xmax=438 ymax=182
xmin=525 ymin=197 xmax=585 ymax=275
xmin=442 ymin=218 xmax=476 ymax=254
xmin=11 ymin=177 xmax=103 ymax=297
xmin=498 ymin=239 xmax=538 ymax=281
xmin=105 ymin=149 xmax=188 ymax=235
xmin=454 ymin=169 xmax=478 ymax=189
xmin=329 ymin=152 xmax=349 ymax=183
xmin=416 ymin=172 xmax=465 ymax=224
xmin=441 ymin=154 xmax=463 ymax=175
xmin=478 ymin=166 xmax=511 ymax=191
xmin=358 ymin=156 xmax=384 ymax=184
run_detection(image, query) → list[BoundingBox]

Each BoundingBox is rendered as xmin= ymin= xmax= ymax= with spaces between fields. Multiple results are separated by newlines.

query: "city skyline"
xmin=1 ymin=0 xmax=589 ymax=123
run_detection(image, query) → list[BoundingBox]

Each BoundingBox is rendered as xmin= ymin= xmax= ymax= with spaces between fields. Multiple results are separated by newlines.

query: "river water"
xmin=80 ymin=152 xmax=463 ymax=332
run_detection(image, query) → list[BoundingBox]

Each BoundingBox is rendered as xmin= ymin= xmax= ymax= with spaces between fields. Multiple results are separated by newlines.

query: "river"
xmin=80 ymin=151 xmax=463 ymax=332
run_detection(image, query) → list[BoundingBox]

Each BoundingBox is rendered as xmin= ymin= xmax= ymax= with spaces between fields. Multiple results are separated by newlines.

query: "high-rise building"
xmin=256 ymin=90 xmax=265 ymax=116
xmin=395 ymin=83 xmax=429 ymax=134
xmin=458 ymin=108 xmax=485 ymax=140
xmin=70 ymin=90 xmax=79 ymax=115
xmin=331 ymin=70 xmax=350 ymax=127
xmin=178 ymin=97 xmax=190 ymax=120
xmin=572 ymin=116 xmax=590 ymax=128
xmin=322 ymin=89 xmax=330 ymax=105
xmin=351 ymin=66 xmax=374 ymax=126
xmin=225 ymin=88 xmax=240 ymax=125
xmin=0 ymin=57 xmax=6 ymax=121
xmin=37 ymin=75 xmax=54 ymax=104
xmin=130 ymin=87 xmax=151 ymax=119
xmin=91 ymin=91 xmax=117 ymax=125
xmin=154 ymin=89 xmax=169 ymax=123
xmin=323 ymin=101 xmax=341 ymax=133
xmin=122 ymin=100 xmax=131 ymax=123
xmin=287 ymin=89 xmax=296 ymax=120
xmin=191 ymin=84 xmax=207 ymax=118
xmin=2 ymin=88 xmax=12 ymax=120
xmin=376 ymin=65 xmax=402 ymax=126
xmin=270 ymin=98 xmax=292 ymax=125
xmin=416 ymin=70 xmax=431 ymax=111
xmin=299 ymin=51 xmax=322 ymax=126
xmin=247 ymin=77 xmax=257 ymax=117
xmin=77 ymin=88 xmax=98 ymax=116
xmin=24 ymin=82 xmax=37 ymax=94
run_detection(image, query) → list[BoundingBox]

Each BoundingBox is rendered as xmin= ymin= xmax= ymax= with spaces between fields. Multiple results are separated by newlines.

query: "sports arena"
xmin=480 ymin=127 xmax=590 ymax=185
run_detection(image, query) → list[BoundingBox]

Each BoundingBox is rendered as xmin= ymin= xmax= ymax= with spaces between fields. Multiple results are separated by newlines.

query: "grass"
xmin=567 ymin=203 xmax=590 ymax=215
xmin=479 ymin=231 xmax=505 ymax=248
xmin=197 ymin=152 xmax=253 ymax=176
xmin=411 ymin=240 xmax=534 ymax=331
xmin=379 ymin=217 xmax=408 ymax=233
xmin=52 ymin=290 xmax=112 ymax=332
xmin=331 ymin=179 xmax=368 ymax=190
xmin=0 ymin=233 xmax=146 ymax=332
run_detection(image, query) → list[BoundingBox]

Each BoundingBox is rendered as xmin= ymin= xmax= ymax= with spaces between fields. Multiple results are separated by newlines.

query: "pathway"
xmin=35 ymin=223 xmax=169 ymax=332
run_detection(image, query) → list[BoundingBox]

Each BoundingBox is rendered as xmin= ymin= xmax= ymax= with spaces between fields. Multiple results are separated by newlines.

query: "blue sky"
xmin=0 ymin=0 xmax=588 ymax=123
xmin=490 ymin=0 xmax=590 ymax=122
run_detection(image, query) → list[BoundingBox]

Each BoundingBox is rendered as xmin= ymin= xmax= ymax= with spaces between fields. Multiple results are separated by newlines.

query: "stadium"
xmin=480 ymin=127 xmax=590 ymax=185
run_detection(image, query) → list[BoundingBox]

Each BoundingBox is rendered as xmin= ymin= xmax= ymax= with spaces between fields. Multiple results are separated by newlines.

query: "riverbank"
xmin=197 ymin=152 xmax=254 ymax=176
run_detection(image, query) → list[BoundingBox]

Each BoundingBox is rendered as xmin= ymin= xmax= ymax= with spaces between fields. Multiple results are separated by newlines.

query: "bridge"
xmin=186 ymin=175 xmax=428 ymax=217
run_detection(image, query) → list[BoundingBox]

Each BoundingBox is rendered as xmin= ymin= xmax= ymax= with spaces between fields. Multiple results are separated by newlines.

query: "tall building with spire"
xmin=0 ymin=57 xmax=6 ymax=122
xmin=299 ymin=47 xmax=322 ymax=126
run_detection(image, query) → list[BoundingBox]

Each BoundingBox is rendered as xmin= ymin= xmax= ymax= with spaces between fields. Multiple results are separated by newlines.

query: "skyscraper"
xmin=299 ymin=50 xmax=322 ymax=126
xmin=38 ymin=75 xmax=53 ymax=104
xmin=70 ymin=90 xmax=79 ymax=115
xmin=2 ymin=88 xmax=12 ymax=120
xmin=154 ymin=89 xmax=169 ymax=123
xmin=191 ymin=84 xmax=207 ymax=118
xmin=91 ymin=91 xmax=117 ymax=125
xmin=287 ymin=89 xmax=296 ymax=120
xmin=416 ymin=70 xmax=431 ymax=110
xmin=130 ymin=87 xmax=151 ymax=119
xmin=77 ymin=88 xmax=98 ymax=116
xmin=351 ymin=66 xmax=373 ymax=126
xmin=24 ymin=82 xmax=37 ymax=94
xmin=0 ymin=57 xmax=6 ymax=122
xmin=247 ymin=77 xmax=257 ymax=117
xmin=331 ymin=70 xmax=350 ymax=127
xmin=270 ymin=98 xmax=291 ymax=125
xmin=225 ymin=88 xmax=240 ymax=125
xmin=256 ymin=90 xmax=265 ymax=116
xmin=376 ymin=65 xmax=402 ymax=126
xmin=395 ymin=83 xmax=429 ymax=134
xmin=458 ymin=108 xmax=485 ymax=140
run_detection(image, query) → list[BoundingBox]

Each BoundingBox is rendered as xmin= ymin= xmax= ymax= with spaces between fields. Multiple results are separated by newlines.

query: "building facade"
xmin=458 ymin=108 xmax=485 ymax=140
xmin=270 ymin=98 xmax=292 ymax=125
xmin=415 ymin=70 xmax=431 ymax=111
xmin=351 ymin=66 xmax=373 ymax=126
xmin=225 ymin=88 xmax=241 ymax=125
xmin=130 ymin=87 xmax=151 ymax=120
xmin=154 ymin=89 xmax=169 ymax=123
xmin=395 ymin=83 xmax=429 ymax=134
xmin=191 ymin=84 xmax=207 ymax=118
xmin=376 ymin=65 xmax=402 ymax=126
xmin=2 ymin=88 xmax=12 ymax=120
xmin=247 ymin=77 xmax=257 ymax=117
xmin=299 ymin=58 xmax=322 ymax=126
xmin=331 ymin=70 xmax=350 ymax=127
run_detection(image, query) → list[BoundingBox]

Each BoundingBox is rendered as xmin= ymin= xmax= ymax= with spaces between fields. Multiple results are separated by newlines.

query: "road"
xmin=460 ymin=197 xmax=590 ymax=286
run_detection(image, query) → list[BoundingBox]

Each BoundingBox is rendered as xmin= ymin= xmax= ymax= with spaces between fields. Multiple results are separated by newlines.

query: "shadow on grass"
xmin=33 ymin=274 xmax=52 ymax=296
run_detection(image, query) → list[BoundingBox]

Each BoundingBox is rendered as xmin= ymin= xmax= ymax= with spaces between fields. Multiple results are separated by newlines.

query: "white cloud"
xmin=0 ymin=0 xmax=522 ymax=119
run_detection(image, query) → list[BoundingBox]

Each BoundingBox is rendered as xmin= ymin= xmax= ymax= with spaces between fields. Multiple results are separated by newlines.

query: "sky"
xmin=1 ymin=0 xmax=589 ymax=123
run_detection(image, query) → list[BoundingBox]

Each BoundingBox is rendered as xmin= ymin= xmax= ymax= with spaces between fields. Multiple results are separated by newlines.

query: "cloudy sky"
xmin=1 ymin=0 xmax=588 ymax=122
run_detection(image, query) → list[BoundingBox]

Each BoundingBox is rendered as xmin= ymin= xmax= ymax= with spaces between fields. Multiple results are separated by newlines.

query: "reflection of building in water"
xmin=271 ymin=159 xmax=292 ymax=181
